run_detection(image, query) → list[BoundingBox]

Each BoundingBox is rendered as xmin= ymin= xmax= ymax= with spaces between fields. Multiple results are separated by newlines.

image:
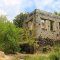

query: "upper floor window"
xmin=59 ymin=22 xmax=60 ymax=29
xmin=50 ymin=20 xmax=54 ymax=31
xmin=41 ymin=19 xmax=46 ymax=30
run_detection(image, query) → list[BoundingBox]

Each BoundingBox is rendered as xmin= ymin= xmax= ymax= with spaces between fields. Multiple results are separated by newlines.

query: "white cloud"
xmin=34 ymin=0 xmax=60 ymax=12
xmin=34 ymin=0 xmax=54 ymax=9
xmin=23 ymin=0 xmax=34 ymax=8
xmin=0 ymin=9 xmax=7 ymax=15
xmin=51 ymin=1 xmax=60 ymax=10
xmin=0 ymin=4 xmax=2 ymax=7
xmin=27 ymin=1 xmax=33 ymax=7
xmin=14 ymin=0 xmax=34 ymax=14
xmin=4 ymin=0 xmax=20 ymax=6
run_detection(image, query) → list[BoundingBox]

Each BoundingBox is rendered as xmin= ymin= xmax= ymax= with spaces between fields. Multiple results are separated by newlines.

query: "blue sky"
xmin=0 ymin=0 xmax=60 ymax=21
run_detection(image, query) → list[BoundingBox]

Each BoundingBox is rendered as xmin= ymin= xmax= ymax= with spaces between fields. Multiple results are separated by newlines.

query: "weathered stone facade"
xmin=24 ymin=9 xmax=60 ymax=40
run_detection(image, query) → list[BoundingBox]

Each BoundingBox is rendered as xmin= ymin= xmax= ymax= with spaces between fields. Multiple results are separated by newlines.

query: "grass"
xmin=13 ymin=52 xmax=60 ymax=60
xmin=13 ymin=53 xmax=49 ymax=60
xmin=13 ymin=45 xmax=60 ymax=60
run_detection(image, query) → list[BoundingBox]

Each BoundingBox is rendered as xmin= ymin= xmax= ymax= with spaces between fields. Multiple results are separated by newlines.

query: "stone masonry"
xmin=24 ymin=9 xmax=60 ymax=40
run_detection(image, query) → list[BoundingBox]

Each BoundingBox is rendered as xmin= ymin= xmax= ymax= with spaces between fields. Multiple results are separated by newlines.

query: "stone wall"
xmin=24 ymin=9 xmax=60 ymax=40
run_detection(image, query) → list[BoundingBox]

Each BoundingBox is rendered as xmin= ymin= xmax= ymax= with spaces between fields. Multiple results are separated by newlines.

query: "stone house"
xmin=24 ymin=9 xmax=60 ymax=40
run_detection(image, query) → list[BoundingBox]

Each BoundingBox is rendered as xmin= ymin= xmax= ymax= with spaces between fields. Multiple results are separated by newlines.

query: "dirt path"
xmin=0 ymin=51 xmax=14 ymax=60
xmin=0 ymin=55 xmax=13 ymax=60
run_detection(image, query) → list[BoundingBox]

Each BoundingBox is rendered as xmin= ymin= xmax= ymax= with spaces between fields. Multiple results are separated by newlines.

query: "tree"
xmin=0 ymin=15 xmax=38 ymax=54
xmin=0 ymin=15 xmax=21 ymax=54
xmin=54 ymin=11 xmax=60 ymax=16
xmin=13 ymin=13 xmax=29 ymax=28
xmin=19 ymin=28 xmax=39 ymax=53
xmin=3 ymin=22 xmax=20 ymax=54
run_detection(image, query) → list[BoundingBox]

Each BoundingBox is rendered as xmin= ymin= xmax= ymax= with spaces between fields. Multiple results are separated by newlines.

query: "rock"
xmin=0 ymin=51 xmax=5 ymax=58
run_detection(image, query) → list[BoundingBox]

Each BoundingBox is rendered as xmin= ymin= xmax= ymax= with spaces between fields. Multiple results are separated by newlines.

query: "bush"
xmin=1 ymin=22 xmax=20 ymax=54
xmin=0 ymin=16 xmax=21 ymax=54
xmin=49 ymin=52 xmax=60 ymax=60
xmin=49 ymin=54 xmax=59 ymax=60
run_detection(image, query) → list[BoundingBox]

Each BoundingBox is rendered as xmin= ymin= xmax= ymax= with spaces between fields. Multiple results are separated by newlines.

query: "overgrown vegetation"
xmin=0 ymin=15 xmax=36 ymax=54
xmin=13 ymin=44 xmax=60 ymax=60
xmin=0 ymin=12 xmax=60 ymax=60
xmin=13 ymin=13 xmax=29 ymax=28
xmin=0 ymin=16 xmax=21 ymax=54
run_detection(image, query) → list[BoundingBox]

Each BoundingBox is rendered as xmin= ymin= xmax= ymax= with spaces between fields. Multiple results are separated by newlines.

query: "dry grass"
xmin=13 ymin=53 xmax=49 ymax=60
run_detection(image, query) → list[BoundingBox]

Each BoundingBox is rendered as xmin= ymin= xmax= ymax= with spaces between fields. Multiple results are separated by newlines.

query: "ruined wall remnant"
xmin=24 ymin=9 xmax=60 ymax=40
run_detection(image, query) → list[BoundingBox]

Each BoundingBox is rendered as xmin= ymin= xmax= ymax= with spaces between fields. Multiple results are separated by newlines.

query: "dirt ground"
xmin=0 ymin=51 xmax=49 ymax=60
xmin=0 ymin=51 xmax=14 ymax=60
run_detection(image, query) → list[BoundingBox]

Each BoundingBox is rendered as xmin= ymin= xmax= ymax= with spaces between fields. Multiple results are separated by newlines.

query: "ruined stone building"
xmin=24 ymin=9 xmax=60 ymax=40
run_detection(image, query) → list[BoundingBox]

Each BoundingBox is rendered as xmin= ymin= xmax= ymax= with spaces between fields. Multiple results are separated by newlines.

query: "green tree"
xmin=54 ymin=11 xmax=60 ymax=16
xmin=13 ymin=13 xmax=29 ymax=28
xmin=0 ymin=15 xmax=38 ymax=54
xmin=0 ymin=15 xmax=21 ymax=53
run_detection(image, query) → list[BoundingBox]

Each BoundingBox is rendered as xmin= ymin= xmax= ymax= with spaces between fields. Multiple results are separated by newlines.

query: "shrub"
xmin=0 ymin=16 xmax=21 ymax=54
xmin=49 ymin=52 xmax=60 ymax=60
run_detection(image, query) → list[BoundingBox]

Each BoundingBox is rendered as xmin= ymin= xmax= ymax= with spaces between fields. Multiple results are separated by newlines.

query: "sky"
xmin=0 ymin=0 xmax=60 ymax=21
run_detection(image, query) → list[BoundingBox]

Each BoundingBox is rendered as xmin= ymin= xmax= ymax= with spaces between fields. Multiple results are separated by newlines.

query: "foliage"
xmin=0 ymin=15 xmax=38 ymax=54
xmin=54 ymin=11 xmax=60 ymax=16
xmin=20 ymin=29 xmax=35 ymax=45
xmin=49 ymin=51 xmax=60 ymax=60
xmin=14 ymin=46 xmax=60 ymax=60
xmin=13 ymin=13 xmax=29 ymax=28
xmin=14 ymin=54 xmax=48 ymax=60
xmin=48 ymin=44 xmax=60 ymax=60
xmin=0 ymin=16 xmax=21 ymax=54
xmin=19 ymin=28 xmax=38 ymax=53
